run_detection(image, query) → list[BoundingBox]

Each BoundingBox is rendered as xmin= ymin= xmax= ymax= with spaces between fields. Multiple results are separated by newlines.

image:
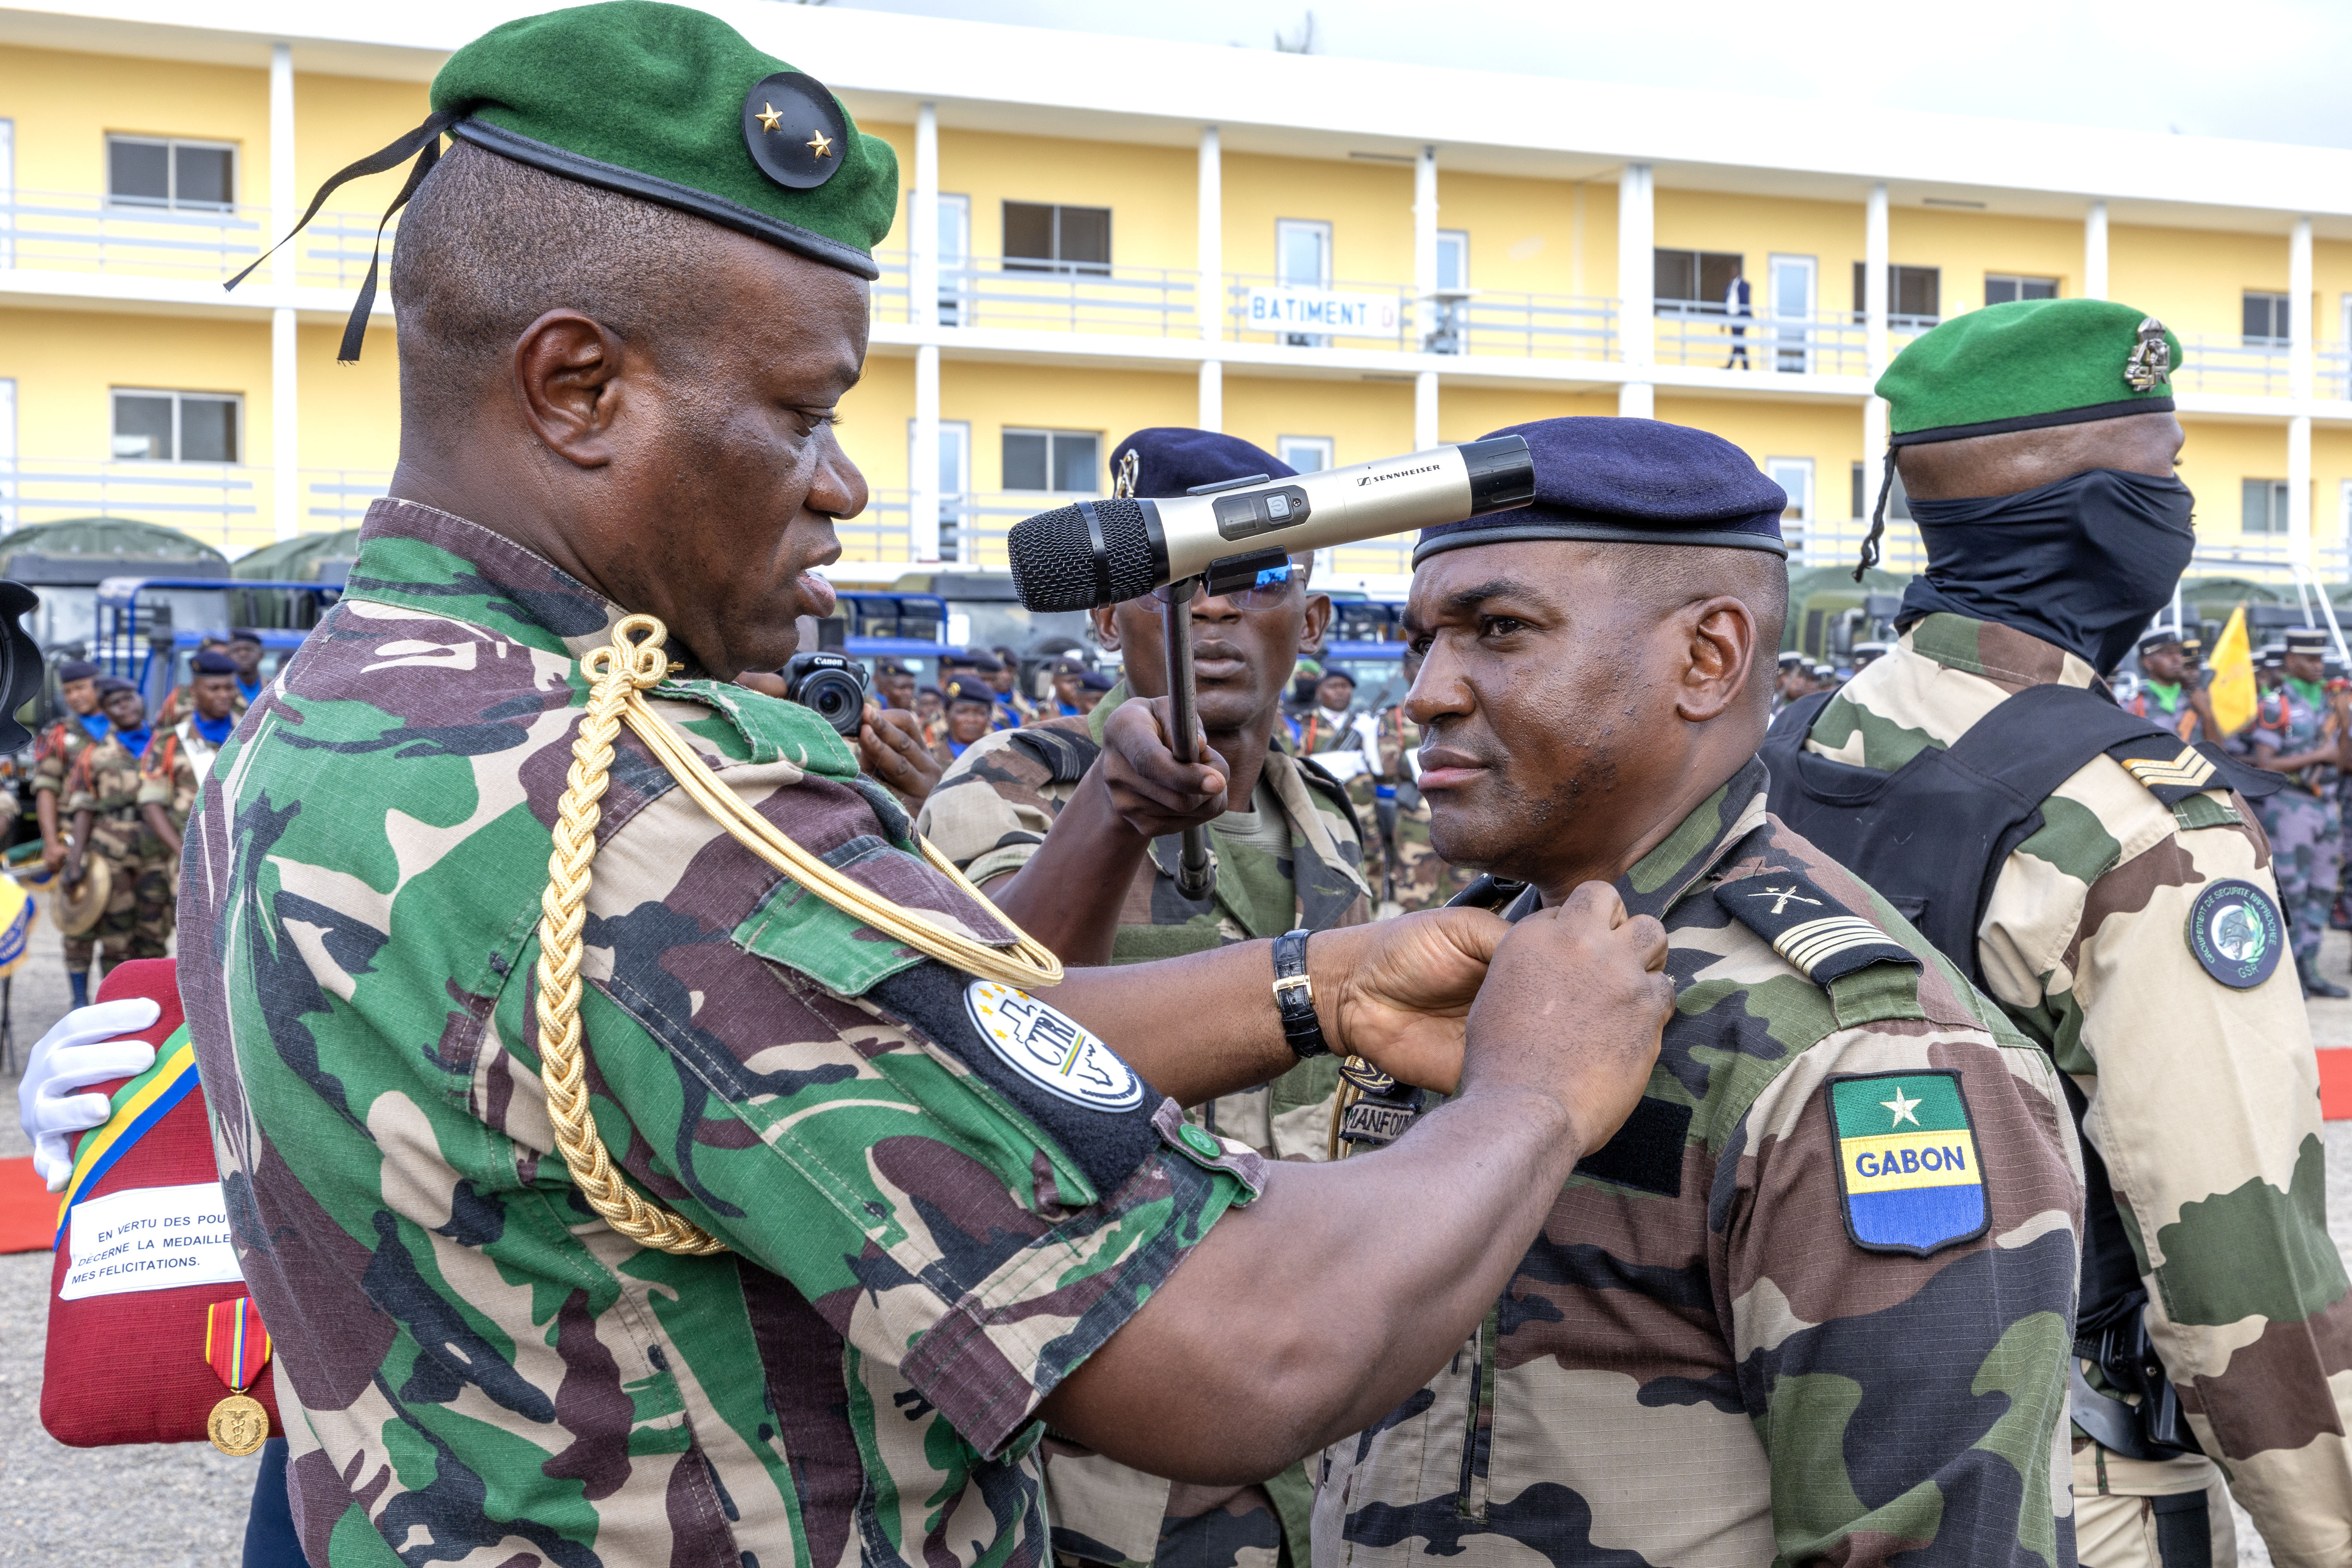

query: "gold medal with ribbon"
xmin=203 ymin=1296 xmax=273 ymax=1456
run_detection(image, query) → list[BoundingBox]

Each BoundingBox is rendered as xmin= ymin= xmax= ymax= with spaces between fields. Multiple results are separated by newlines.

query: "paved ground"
xmin=4 ymin=923 xmax=2352 ymax=1564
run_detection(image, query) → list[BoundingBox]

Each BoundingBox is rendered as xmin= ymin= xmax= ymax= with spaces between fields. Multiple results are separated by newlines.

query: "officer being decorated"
xmin=1318 ymin=416 xmax=2083 ymax=1566
xmin=1770 ymin=297 xmax=2352 ymax=1568
xmin=183 ymin=9 xmax=1676 ymax=1565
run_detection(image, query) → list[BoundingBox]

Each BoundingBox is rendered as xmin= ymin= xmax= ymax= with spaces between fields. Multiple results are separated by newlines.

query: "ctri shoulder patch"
xmin=1826 ymin=1071 xmax=1989 ymax=1256
xmin=1714 ymin=870 xmax=1920 ymax=988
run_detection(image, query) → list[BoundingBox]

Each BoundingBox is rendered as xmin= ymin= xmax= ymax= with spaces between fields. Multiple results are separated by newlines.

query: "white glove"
xmin=18 ymin=998 xmax=162 ymax=1192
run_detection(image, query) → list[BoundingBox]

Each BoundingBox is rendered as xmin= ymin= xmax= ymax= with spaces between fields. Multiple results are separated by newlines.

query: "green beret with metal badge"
xmin=1875 ymin=298 xmax=2184 ymax=446
xmin=229 ymin=0 xmax=899 ymax=357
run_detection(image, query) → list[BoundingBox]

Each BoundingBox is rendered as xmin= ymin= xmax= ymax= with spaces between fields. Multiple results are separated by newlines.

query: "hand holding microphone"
xmin=1006 ymin=436 xmax=1533 ymax=898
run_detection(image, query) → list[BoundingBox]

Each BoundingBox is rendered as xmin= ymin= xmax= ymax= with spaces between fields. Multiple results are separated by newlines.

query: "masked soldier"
xmin=1770 ymin=299 xmax=2352 ymax=1568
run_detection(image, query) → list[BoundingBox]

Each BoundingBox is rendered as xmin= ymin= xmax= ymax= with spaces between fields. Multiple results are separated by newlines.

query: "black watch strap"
xmin=1272 ymin=928 xmax=1330 ymax=1060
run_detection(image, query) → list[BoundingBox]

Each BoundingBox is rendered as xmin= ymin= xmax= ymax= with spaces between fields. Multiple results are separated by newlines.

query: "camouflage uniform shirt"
xmin=1800 ymin=613 xmax=2352 ymax=1565
xmin=915 ymin=684 xmax=1371 ymax=1163
xmin=138 ymin=717 xmax=226 ymax=833
xmin=180 ymin=499 xmax=1265 ymax=1568
xmin=64 ymin=730 xmax=157 ymax=865
xmin=1316 ymin=757 xmax=2086 ymax=1568
xmin=31 ymin=712 xmax=102 ymax=807
xmin=916 ymin=690 xmax=1370 ymax=1568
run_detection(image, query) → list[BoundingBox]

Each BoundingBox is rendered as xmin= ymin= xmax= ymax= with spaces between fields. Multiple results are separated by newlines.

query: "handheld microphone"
xmin=1007 ymin=436 xmax=1534 ymax=612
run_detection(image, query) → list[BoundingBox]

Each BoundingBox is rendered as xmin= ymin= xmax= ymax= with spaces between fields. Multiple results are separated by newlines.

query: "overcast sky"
xmin=815 ymin=0 xmax=2352 ymax=151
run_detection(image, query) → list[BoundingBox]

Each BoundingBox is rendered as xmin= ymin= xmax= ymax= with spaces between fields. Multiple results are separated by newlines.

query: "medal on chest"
xmin=203 ymin=1296 xmax=273 ymax=1455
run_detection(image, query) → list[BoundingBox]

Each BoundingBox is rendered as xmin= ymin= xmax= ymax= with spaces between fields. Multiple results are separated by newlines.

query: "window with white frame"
xmin=1002 ymin=428 xmax=1100 ymax=493
xmin=2243 ymin=292 xmax=2291 ymax=347
xmin=912 ymin=419 xmax=972 ymax=561
xmin=2244 ymin=477 xmax=2291 ymax=534
xmin=1435 ymin=230 xmax=1468 ymax=292
xmin=1765 ymin=458 xmax=1814 ymax=524
xmin=113 ymin=388 xmax=240 ymax=463
xmin=1276 ymin=219 xmax=1334 ymax=347
xmin=106 ymin=134 xmax=235 ymax=211
xmin=935 ymin=193 xmax=971 ymax=325
xmin=1984 ymin=274 xmax=2058 ymax=306
xmin=1003 ymin=202 xmax=1110 ymax=274
xmin=1278 ymin=436 xmax=1334 ymax=474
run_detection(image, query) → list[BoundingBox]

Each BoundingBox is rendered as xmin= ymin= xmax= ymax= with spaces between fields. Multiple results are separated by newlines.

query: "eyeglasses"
xmin=1137 ymin=564 xmax=1299 ymax=614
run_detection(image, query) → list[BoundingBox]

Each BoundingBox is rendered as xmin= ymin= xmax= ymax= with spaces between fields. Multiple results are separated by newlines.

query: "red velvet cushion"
xmin=41 ymin=959 xmax=283 ymax=1447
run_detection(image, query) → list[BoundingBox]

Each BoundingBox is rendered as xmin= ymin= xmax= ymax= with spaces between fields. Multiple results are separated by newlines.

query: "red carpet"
xmin=2322 ymin=1050 xmax=2352 ymax=1123
xmin=0 ymin=1156 xmax=55 ymax=1254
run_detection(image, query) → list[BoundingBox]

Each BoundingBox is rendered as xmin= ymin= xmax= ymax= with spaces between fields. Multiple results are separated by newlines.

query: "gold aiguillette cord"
xmin=535 ymin=614 xmax=1066 ymax=1256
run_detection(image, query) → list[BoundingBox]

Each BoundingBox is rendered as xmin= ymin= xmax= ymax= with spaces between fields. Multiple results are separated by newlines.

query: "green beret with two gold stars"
xmin=1875 ymin=298 xmax=2184 ymax=445
xmin=433 ymin=0 xmax=898 ymax=278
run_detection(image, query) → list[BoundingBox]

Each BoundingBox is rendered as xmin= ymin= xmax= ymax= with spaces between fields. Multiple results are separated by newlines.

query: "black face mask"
xmin=1897 ymin=468 xmax=2195 ymax=675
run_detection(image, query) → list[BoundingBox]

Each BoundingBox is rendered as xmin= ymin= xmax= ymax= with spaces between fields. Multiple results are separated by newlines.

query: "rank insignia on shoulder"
xmin=2185 ymin=878 xmax=2285 ymax=990
xmin=2105 ymin=735 xmax=2219 ymax=804
xmin=1714 ymin=870 xmax=1919 ymax=987
xmin=1826 ymin=1071 xmax=1988 ymax=1256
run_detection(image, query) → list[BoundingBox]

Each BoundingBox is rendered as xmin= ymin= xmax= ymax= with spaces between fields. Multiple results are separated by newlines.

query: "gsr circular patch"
xmin=2185 ymin=878 xmax=2285 ymax=990
xmin=963 ymin=980 xmax=1145 ymax=1111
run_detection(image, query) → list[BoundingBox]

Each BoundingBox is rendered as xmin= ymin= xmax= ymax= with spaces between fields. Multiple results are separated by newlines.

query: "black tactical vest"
xmin=1762 ymin=680 xmax=2282 ymax=1464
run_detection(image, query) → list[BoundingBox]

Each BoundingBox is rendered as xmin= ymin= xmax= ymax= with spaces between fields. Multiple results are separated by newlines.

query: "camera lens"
xmin=795 ymin=669 xmax=865 ymax=737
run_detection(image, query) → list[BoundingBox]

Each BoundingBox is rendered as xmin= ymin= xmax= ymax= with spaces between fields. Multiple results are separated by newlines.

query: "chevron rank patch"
xmin=1714 ymin=870 xmax=1919 ymax=987
xmin=2105 ymin=734 xmax=2221 ymax=804
xmin=1827 ymin=1071 xmax=1989 ymax=1256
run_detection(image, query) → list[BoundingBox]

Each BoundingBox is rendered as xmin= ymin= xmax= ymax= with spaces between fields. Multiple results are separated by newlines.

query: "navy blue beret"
xmin=942 ymin=675 xmax=997 ymax=707
xmin=1112 ymin=427 xmax=1296 ymax=499
xmin=1415 ymin=417 xmax=1787 ymax=564
xmin=191 ymin=650 xmax=240 ymax=675
xmin=56 ymin=659 xmax=98 ymax=684
xmin=1079 ymin=670 xmax=1116 ymax=691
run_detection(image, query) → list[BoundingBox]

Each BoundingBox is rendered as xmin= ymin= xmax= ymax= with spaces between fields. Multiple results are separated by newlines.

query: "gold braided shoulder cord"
xmin=536 ymin=614 xmax=1066 ymax=1255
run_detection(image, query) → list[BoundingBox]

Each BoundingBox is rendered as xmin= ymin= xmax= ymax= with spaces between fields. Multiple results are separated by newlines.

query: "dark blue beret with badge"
xmin=1415 ymin=417 xmax=1788 ymax=564
xmin=1111 ymin=429 xmax=1296 ymax=501
xmin=191 ymin=650 xmax=240 ymax=676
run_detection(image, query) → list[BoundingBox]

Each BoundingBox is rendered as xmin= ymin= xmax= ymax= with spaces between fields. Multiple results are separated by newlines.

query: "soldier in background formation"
xmin=136 ymin=648 xmax=241 ymax=860
xmin=918 ymin=426 xmax=1370 ymax=1568
xmin=60 ymin=676 xmax=171 ymax=992
xmin=1776 ymin=298 xmax=2352 ymax=1567
xmin=2253 ymin=626 xmax=2350 ymax=997
xmin=2125 ymin=627 xmax=2211 ymax=741
xmin=930 ymin=673 xmax=999 ymax=765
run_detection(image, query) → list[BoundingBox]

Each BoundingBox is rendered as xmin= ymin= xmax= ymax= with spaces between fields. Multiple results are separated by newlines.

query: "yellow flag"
xmin=2208 ymin=605 xmax=2258 ymax=737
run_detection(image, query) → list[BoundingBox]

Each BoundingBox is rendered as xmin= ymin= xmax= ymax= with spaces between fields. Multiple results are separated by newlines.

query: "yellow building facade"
xmin=5 ymin=0 xmax=2352 ymax=594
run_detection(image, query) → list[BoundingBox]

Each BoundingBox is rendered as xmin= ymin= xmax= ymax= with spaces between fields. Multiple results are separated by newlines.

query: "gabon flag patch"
xmin=1826 ymin=1071 xmax=1988 ymax=1256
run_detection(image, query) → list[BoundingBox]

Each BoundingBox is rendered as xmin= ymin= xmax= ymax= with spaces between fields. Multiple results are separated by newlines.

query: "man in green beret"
xmin=184 ymin=6 xmax=1681 ymax=1566
xmin=1767 ymin=298 xmax=2352 ymax=1568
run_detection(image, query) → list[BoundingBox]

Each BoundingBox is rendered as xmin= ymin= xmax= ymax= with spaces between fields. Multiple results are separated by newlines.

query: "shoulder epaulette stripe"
xmin=1775 ymin=915 xmax=1897 ymax=973
xmin=2116 ymin=746 xmax=2216 ymax=793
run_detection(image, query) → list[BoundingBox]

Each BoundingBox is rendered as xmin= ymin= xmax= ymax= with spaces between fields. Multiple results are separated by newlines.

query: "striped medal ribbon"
xmin=202 ymin=1296 xmax=273 ymax=1456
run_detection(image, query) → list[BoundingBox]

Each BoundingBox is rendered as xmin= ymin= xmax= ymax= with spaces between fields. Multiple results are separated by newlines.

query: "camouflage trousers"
xmin=2256 ymin=789 xmax=2340 ymax=965
xmin=65 ymin=846 xmax=172 ymax=972
xmin=2073 ymin=1441 xmax=2234 ymax=1568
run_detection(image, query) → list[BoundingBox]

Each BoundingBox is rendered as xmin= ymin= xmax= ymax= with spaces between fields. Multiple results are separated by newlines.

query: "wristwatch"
xmin=1271 ymin=928 xmax=1330 ymax=1060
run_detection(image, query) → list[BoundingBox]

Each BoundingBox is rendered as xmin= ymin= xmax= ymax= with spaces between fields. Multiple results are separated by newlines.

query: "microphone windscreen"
xmin=1008 ymin=499 xmax=1158 ymax=612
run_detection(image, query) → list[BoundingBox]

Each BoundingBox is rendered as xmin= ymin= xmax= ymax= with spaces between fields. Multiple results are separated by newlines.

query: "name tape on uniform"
xmin=62 ymin=1180 xmax=243 ymax=1300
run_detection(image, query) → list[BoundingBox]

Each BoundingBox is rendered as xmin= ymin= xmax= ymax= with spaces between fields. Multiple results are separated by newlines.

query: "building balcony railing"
xmin=873 ymin=252 xmax=1204 ymax=338
xmin=0 ymin=189 xmax=393 ymax=289
xmin=2172 ymin=335 xmax=2298 ymax=397
xmin=0 ymin=457 xmax=392 ymax=555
